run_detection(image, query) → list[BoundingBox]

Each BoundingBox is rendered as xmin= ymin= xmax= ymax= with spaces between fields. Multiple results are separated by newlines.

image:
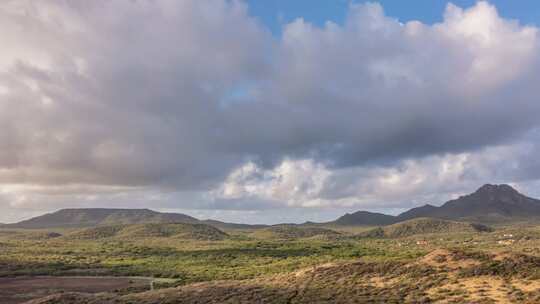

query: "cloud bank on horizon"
xmin=1 ymin=1 xmax=540 ymax=223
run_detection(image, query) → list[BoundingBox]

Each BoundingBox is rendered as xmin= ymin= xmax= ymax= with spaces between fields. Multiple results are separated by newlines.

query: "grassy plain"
xmin=1 ymin=223 xmax=540 ymax=303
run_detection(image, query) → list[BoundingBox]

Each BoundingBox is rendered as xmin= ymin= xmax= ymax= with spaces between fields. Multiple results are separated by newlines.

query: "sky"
xmin=247 ymin=0 xmax=540 ymax=34
xmin=1 ymin=1 xmax=540 ymax=224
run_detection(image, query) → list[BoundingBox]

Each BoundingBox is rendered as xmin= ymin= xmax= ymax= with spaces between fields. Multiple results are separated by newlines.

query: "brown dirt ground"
xmin=0 ymin=276 xmax=150 ymax=304
xmin=427 ymin=275 xmax=507 ymax=303
xmin=418 ymin=248 xmax=480 ymax=270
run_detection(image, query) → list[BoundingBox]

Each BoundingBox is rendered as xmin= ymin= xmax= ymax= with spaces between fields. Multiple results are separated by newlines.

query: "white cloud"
xmin=438 ymin=2 xmax=538 ymax=91
xmin=214 ymin=159 xmax=331 ymax=207
xmin=212 ymin=132 xmax=540 ymax=213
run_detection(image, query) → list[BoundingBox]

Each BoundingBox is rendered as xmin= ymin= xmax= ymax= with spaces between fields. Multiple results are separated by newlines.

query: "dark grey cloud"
xmin=0 ymin=0 xmax=271 ymax=189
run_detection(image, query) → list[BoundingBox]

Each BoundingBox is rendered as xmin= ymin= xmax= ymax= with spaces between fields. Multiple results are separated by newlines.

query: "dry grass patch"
xmin=512 ymin=279 xmax=540 ymax=292
xmin=418 ymin=248 xmax=481 ymax=270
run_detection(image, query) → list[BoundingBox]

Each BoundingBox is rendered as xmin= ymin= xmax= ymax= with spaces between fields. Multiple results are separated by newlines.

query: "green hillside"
xmin=65 ymin=223 xmax=228 ymax=241
xmin=252 ymin=225 xmax=341 ymax=240
xmin=65 ymin=225 xmax=125 ymax=240
xmin=117 ymin=223 xmax=228 ymax=240
xmin=357 ymin=218 xmax=492 ymax=238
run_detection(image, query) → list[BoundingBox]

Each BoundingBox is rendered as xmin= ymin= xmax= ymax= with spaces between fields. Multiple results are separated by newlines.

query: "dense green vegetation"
xmin=0 ymin=226 xmax=423 ymax=283
xmin=2 ymin=223 xmax=540 ymax=283
xmin=250 ymin=225 xmax=342 ymax=240
xmin=64 ymin=223 xmax=228 ymax=241
xmin=3 ymin=222 xmax=540 ymax=303
xmin=357 ymin=218 xmax=493 ymax=238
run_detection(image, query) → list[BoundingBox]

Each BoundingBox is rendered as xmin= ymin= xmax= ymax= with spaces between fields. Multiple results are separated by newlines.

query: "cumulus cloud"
xmin=211 ymin=129 xmax=540 ymax=214
xmin=1 ymin=1 xmax=540 ymax=223
xmin=252 ymin=1 xmax=540 ymax=167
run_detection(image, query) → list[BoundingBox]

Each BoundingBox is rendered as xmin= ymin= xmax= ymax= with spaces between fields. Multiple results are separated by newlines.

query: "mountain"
xmin=357 ymin=218 xmax=492 ymax=238
xmin=396 ymin=204 xmax=438 ymax=221
xmin=397 ymin=184 xmax=540 ymax=222
xmin=328 ymin=211 xmax=398 ymax=226
xmin=330 ymin=184 xmax=540 ymax=226
xmin=5 ymin=208 xmax=199 ymax=229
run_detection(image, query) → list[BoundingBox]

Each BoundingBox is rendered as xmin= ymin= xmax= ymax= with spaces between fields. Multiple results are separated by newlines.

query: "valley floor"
xmin=1 ymin=224 xmax=540 ymax=303
xmin=18 ymin=249 xmax=540 ymax=304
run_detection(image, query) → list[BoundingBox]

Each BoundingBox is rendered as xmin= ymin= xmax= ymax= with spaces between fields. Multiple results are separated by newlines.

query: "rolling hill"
xmin=251 ymin=225 xmax=341 ymax=239
xmin=118 ymin=223 xmax=228 ymax=240
xmin=65 ymin=223 xmax=228 ymax=241
xmin=356 ymin=218 xmax=492 ymax=238
xmin=65 ymin=225 xmax=126 ymax=240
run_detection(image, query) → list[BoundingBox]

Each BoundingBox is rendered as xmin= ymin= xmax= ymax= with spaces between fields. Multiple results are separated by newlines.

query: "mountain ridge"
xmin=328 ymin=184 xmax=540 ymax=226
xmin=4 ymin=184 xmax=540 ymax=229
xmin=397 ymin=184 xmax=540 ymax=223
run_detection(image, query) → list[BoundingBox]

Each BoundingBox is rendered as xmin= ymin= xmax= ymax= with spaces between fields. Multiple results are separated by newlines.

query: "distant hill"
xmin=252 ymin=225 xmax=341 ymax=240
xmin=5 ymin=208 xmax=199 ymax=229
xmin=200 ymin=219 xmax=268 ymax=230
xmin=396 ymin=204 xmax=438 ymax=221
xmin=5 ymin=184 xmax=539 ymax=230
xmin=5 ymin=208 xmax=268 ymax=230
xmin=329 ymin=211 xmax=398 ymax=226
xmin=397 ymin=184 xmax=540 ymax=222
xmin=357 ymin=218 xmax=492 ymax=238
xmin=65 ymin=223 xmax=228 ymax=241
xmin=330 ymin=184 xmax=540 ymax=226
